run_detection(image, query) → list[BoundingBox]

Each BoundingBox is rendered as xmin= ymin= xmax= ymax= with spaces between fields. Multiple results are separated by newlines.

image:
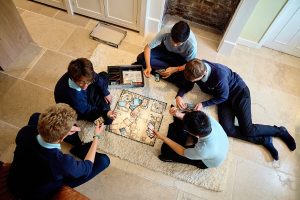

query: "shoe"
xmin=131 ymin=61 xmax=139 ymax=65
xmin=277 ymin=126 xmax=296 ymax=151
xmin=262 ymin=137 xmax=279 ymax=161
xmin=158 ymin=155 xmax=173 ymax=162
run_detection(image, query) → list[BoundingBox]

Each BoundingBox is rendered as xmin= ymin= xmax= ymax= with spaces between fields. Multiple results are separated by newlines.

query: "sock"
xmin=278 ymin=127 xmax=296 ymax=151
xmin=262 ymin=137 xmax=279 ymax=160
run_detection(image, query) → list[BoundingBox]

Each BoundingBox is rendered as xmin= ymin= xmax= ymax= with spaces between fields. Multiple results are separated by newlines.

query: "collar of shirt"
xmin=201 ymin=62 xmax=211 ymax=82
xmin=68 ymin=78 xmax=81 ymax=91
xmin=37 ymin=134 xmax=61 ymax=149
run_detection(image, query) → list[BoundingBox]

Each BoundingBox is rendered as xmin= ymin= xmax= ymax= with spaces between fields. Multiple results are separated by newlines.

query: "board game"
xmin=107 ymin=90 xmax=167 ymax=146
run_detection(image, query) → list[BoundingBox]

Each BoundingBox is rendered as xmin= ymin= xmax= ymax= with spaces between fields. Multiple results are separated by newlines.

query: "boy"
xmin=135 ymin=21 xmax=197 ymax=87
xmin=54 ymin=58 xmax=116 ymax=124
xmin=8 ymin=103 xmax=109 ymax=199
xmin=154 ymin=107 xmax=228 ymax=169
xmin=176 ymin=58 xmax=296 ymax=160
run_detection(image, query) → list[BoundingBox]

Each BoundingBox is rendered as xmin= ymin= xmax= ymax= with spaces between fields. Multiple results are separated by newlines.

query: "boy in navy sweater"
xmin=54 ymin=58 xmax=116 ymax=124
xmin=8 ymin=103 xmax=109 ymax=199
xmin=176 ymin=59 xmax=296 ymax=160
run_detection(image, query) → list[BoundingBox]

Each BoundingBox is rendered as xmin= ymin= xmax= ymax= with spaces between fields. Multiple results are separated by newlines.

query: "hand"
xmin=143 ymin=68 xmax=152 ymax=78
xmin=176 ymin=96 xmax=187 ymax=110
xmin=194 ymin=102 xmax=203 ymax=111
xmin=169 ymin=106 xmax=178 ymax=117
xmin=68 ymin=125 xmax=81 ymax=135
xmin=153 ymin=129 xmax=164 ymax=140
xmin=160 ymin=67 xmax=177 ymax=78
xmin=95 ymin=121 xmax=105 ymax=135
xmin=104 ymin=94 xmax=113 ymax=104
xmin=107 ymin=110 xmax=117 ymax=120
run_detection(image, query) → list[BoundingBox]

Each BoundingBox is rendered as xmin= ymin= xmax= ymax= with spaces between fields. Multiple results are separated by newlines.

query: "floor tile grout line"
xmin=20 ymin=9 xmax=77 ymax=29
xmin=233 ymin=154 xmax=300 ymax=178
xmin=0 ymin=71 xmax=54 ymax=92
xmin=20 ymin=46 xmax=47 ymax=79
xmin=0 ymin=119 xmax=21 ymax=130
xmin=52 ymin=9 xmax=60 ymax=18
xmin=57 ymin=26 xmax=77 ymax=51
xmin=34 ymin=43 xmax=77 ymax=59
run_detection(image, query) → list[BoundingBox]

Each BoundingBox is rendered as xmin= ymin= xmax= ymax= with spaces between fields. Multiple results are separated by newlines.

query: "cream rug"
xmin=77 ymin=44 xmax=231 ymax=192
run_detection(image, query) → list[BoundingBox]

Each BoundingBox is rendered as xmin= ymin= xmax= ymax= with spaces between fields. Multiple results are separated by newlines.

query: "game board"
xmin=107 ymin=90 xmax=167 ymax=146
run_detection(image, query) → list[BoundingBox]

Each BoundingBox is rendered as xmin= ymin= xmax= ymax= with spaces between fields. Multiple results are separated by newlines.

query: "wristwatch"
xmin=93 ymin=134 xmax=101 ymax=139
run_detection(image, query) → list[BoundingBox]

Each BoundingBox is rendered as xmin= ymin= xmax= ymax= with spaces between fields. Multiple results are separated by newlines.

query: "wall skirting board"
xmin=237 ymin=38 xmax=261 ymax=48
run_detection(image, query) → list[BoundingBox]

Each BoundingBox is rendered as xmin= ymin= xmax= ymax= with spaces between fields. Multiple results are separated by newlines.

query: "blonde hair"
xmin=37 ymin=103 xmax=77 ymax=143
xmin=184 ymin=59 xmax=206 ymax=81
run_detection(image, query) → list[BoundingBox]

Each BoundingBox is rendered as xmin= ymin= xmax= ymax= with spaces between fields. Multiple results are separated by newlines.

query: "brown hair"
xmin=37 ymin=103 xmax=77 ymax=143
xmin=184 ymin=59 xmax=206 ymax=81
xmin=67 ymin=58 xmax=94 ymax=82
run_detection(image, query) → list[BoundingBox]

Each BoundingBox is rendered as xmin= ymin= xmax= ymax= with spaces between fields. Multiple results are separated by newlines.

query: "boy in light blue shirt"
xmin=153 ymin=107 xmax=228 ymax=169
xmin=134 ymin=21 xmax=197 ymax=87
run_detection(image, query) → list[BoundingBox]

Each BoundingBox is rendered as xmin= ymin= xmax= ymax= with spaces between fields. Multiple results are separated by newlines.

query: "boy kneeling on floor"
xmin=154 ymin=106 xmax=229 ymax=169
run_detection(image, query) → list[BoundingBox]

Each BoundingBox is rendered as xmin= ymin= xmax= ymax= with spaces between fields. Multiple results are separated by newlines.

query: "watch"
xmin=93 ymin=134 xmax=101 ymax=139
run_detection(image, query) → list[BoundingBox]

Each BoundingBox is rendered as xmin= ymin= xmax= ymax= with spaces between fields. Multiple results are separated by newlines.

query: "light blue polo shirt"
xmin=184 ymin=116 xmax=229 ymax=168
xmin=148 ymin=27 xmax=197 ymax=62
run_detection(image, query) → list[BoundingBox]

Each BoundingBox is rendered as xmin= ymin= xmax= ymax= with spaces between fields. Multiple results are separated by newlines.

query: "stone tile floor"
xmin=0 ymin=1 xmax=299 ymax=199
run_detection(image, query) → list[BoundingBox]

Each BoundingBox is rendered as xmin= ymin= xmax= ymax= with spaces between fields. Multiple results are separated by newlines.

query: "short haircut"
xmin=184 ymin=59 xmax=206 ymax=81
xmin=183 ymin=111 xmax=212 ymax=137
xmin=38 ymin=103 xmax=77 ymax=143
xmin=171 ymin=21 xmax=190 ymax=43
xmin=67 ymin=58 xmax=94 ymax=82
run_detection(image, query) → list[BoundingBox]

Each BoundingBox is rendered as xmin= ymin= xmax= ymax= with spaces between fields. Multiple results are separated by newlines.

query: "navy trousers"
xmin=161 ymin=118 xmax=208 ymax=169
xmin=218 ymin=86 xmax=280 ymax=144
xmin=65 ymin=141 xmax=110 ymax=188
xmin=136 ymin=44 xmax=189 ymax=88
xmin=86 ymin=72 xmax=112 ymax=125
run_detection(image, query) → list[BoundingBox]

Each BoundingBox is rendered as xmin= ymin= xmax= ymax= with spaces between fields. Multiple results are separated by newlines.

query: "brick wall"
xmin=164 ymin=0 xmax=240 ymax=33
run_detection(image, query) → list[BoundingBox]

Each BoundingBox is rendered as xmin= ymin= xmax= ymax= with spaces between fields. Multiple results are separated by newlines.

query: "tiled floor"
xmin=1 ymin=1 xmax=300 ymax=199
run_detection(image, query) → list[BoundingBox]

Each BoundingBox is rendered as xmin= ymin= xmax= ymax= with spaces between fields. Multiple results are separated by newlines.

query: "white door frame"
xmin=217 ymin=0 xmax=259 ymax=55
xmin=258 ymin=0 xmax=294 ymax=47
xmin=141 ymin=0 xmax=260 ymax=56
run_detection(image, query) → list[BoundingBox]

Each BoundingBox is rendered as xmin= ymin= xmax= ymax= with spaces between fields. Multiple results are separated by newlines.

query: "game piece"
xmin=155 ymin=69 xmax=166 ymax=73
xmin=94 ymin=117 xmax=104 ymax=125
xmin=155 ymin=73 xmax=160 ymax=82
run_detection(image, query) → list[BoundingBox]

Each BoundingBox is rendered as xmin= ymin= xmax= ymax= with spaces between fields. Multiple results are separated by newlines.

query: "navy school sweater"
xmin=177 ymin=60 xmax=247 ymax=107
xmin=8 ymin=125 xmax=93 ymax=199
xmin=54 ymin=72 xmax=110 ymax=121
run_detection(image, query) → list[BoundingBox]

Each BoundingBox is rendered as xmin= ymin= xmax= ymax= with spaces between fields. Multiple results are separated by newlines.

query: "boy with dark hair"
xmin=176 ymin=58 xmax=297 ymax=160
xmin=54 ymin=58 xmax=116 ymax=124
xmin=153 ymin=107 xmax=229 ymax=169
xmin=8 ymin=104 xmax=110 ymax=199
xmin=134 ymin=21 xmax=197 ymax=87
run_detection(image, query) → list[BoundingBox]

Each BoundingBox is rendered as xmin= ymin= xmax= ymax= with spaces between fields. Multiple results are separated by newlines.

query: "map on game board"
xmin=107 ymin=90 xmax=167 ymax=146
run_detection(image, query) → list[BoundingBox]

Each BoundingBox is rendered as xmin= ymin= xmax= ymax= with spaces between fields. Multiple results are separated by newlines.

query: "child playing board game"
xmin=153 ymin=106 xmax=229 ymax=169
xmin=54 ymin=58 xmax=116 ymax=124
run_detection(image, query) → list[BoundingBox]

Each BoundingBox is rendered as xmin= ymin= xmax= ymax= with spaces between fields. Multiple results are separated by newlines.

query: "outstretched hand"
xmin=160 ymin=67 xmax=176 ymax=78
xmin=169 ymin=106 xmax=178 ymax=116
xmin=143 ymin=68 xmax=152 ymax=78
xmin=95 ymin=121 xmax=105 ymax=135
xmin=176 ymin=96 xmax=187 ymax=110
xmin=152 ymin=129 xmax=164 ymax=140
xmin=107 ymin=110 xmax=117 ymax=120
xmin=194 ymin=102 xmax=203 ymax=111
